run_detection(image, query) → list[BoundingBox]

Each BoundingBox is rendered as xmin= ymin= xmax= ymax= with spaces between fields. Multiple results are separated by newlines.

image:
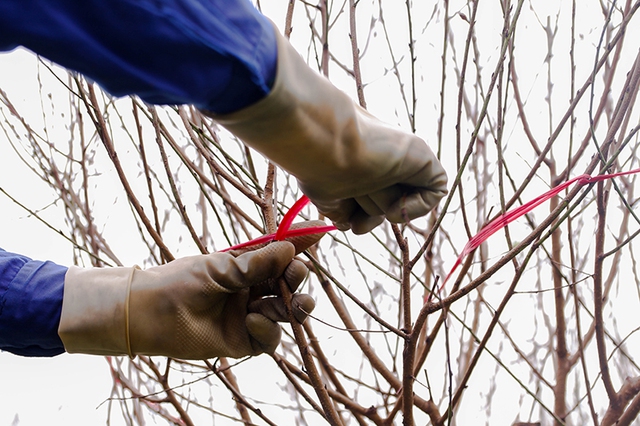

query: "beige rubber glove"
xmin=208 ymin=24 xmax=448 ymax=234
xmin=58 ymin=222 xmax=326 ymax=359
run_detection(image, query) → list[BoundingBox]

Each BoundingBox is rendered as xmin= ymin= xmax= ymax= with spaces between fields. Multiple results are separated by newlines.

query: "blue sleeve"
xmin=0 ymin=248 xmax=67 ymax=357
xmin=0 ymin=0 xmax=277 ymax=114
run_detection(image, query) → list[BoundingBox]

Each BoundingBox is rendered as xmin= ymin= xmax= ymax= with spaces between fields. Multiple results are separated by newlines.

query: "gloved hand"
xmin=58 ymin=222 xmax=327 ymax=360
xmin=208 ymin=23 xmax=448 ymax=234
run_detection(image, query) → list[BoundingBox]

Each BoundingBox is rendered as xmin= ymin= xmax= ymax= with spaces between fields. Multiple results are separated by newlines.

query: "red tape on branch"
xmin=275 ymin=195 xmax=312 ymax=241
xmin=441 ymin=167 xmax=640 ymax=288
xmin=222 ymin=167 xmax=640 ymax=285
xmin=221 ymin=195 xmax=337 ymax=252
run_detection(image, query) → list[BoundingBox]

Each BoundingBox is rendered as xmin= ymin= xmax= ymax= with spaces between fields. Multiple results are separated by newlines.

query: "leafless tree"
xmin=2 ymin=0 xmax=640 ymax=425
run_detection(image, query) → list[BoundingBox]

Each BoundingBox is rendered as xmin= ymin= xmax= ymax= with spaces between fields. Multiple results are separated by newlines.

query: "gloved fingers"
xmin=348 ymin=208 xmax=385 ymax=235
xmin=283 ymin=259 xmax=308 ymax=293
xmin=248 ymin=293 xmax=316 ymax=324
xmin=249 ymin=257 xmax=309 ymax=298
xmin=211 ymin=241 xmax=295 ymax=291
xmin=316 ymin=192 xmax=385 ymax=235
xmin=245 ymin=313 xmax=282 ymax=354
xmin=316 ymin=197 xmax=384 ymax=235
xmin=354 ymin=194 xmax=385 ymax=217
xmin=332 ymin=220 xmax=351 ymax=232
xmin=385 ymin=187 xmax=448 ymax=223
xmin=228 ymin=220 xmax=328 ymax=257
xmin=315 ymin=183 xmax=446 ymax=233
xmin=248 ymin=298 xmax=287 ymax=322
xmin=291 ymin=293 xmax=316 ymax=323
xmin=388 ymin=143 xmax=447 ymax=222
xmin=353 ymin=171 xmax=448 ymax=225
xmin=312 ymin=198 xmax=358 ymax=232
xmin=350 ymin=191 xmax=402 ymax=234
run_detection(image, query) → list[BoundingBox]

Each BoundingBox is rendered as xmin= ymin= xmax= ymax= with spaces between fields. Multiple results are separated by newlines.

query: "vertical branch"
xmin=404 ymin=0 xmax=416 ymax=132
xmin=593 ymin=49 xmax=640 ymax=409
xmin=132 ymin=101 xmax=163 ymax=263
xmin=392 ymin=224 xmax=414 ymax=425
xmin=540 ymin=10 xmax=568 ymax=424
xmin=320 ymin=0 xmax=330 ymax=77
xmin=349 ymin=0 xmax=366 ymax=109
xmin=436 ymin=0 xmax=449 ymax=158
xmin=274 ymin=12 xmax=342 ymax=423
xmin=76 ymin=108 xmax=101 ymax=265
xmin=570 ymin=275 xmax=599 ymax=425
xmin=594 ymin=180 xmax=616 ymax=401
xmin=453 ymin=0 xmax=480 ymax=240
xmin=551 ymin=194 xmax=569 ymax=425
xmin=564 ymin=0 xmax=598 ymax=415
xmin=261 ymin=156 xmax=278 ymax=231
xmin=278 ymin=274 xmax=344 ymax=425
xmin=284 ymin=0 xmax=295 ymax=39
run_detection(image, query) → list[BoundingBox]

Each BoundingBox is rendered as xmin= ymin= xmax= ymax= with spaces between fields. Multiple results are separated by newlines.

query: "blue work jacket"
xmin=0 ymin=0 xmax=278 ymax=356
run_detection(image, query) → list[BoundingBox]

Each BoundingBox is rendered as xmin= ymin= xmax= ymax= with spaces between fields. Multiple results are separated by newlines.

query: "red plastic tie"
xmin=222 ymin=167 xmax=640 ymax=283
xmin=221 ymin=195 xmax=337 ymax=252
xmin=275 ymin=195 xmax=311 ymax=241
xmin=440 ymin=167 xmax=640 ymax=288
